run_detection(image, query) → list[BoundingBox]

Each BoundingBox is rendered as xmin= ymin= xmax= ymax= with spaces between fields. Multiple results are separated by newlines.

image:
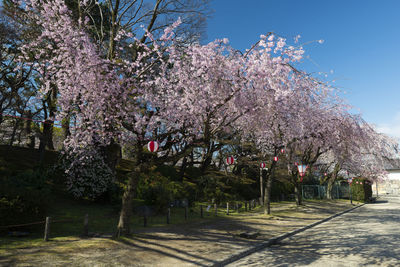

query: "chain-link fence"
xmin=302 ymin=184 xmax=350 ymax=199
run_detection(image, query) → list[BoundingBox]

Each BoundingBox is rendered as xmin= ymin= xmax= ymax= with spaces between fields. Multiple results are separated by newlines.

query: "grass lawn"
xmin=0 ymin=198 xmax=361 ymax=267
xmin=0 ymin=145 xmax=361 ymax=253
xmin=0 ymin=196 xmax=267 ymax=250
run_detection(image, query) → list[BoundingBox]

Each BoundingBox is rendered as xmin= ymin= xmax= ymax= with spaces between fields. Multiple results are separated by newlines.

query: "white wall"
xmin=387 ymin=171 xmax=400 ymax=180
xmin=373 ymin=170 xmax=400 ymax=195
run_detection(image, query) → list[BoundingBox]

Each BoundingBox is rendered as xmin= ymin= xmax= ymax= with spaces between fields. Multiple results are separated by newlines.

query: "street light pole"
xmin=347 ymin=171 xmax=352 ymax=204
xmin=349 ymin=182 xmax=352 ymax=204
xmin=259 ymin=168 xmax=264 ymax=206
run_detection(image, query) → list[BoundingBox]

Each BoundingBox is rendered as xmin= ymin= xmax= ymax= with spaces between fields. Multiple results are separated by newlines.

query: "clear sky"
xmin=205 ymin=0 xmax=400 ymax=139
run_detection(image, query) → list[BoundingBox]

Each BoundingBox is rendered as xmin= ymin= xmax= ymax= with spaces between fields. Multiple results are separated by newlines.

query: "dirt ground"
xmin=0 ymin=200 xmax=359 ymax=267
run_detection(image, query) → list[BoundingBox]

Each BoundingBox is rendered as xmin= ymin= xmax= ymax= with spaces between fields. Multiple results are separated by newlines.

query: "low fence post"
xmin=226 ymin=202 xmax=229 ymax=215
xmin=44 ymin=217 xmax=51 ymax=241
xmin=214 ymin=203 xmax=217 ymax=216
xmin=83 ymin=214 xmax=89 ymax=237
xmin=245 ymin=201 xmax=248 ymax=211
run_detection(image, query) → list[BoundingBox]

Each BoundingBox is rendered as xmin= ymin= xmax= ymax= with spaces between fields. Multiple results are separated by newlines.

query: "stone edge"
xmin=214 ymin=203 xmax=365 ymax=267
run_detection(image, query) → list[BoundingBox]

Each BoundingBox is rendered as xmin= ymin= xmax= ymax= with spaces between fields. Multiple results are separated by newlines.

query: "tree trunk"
xmin=104 ymin=141 xmax=122 ymax=173
xmin=107 ymin=0 xmax=120 ymax=60
xmin=259 ymin=169 xmax=264 ymax=206
xmin=43 ymin=120 xmax=55 ymax=150
xmin=25 ymin=111 xmax=35 ymax=149
xmin=116 ymin=170 xmax=137 ymax=237
xmin=8 ymin=117 xmax=19 ymax=146
xmin=294 ymin=183 xmax=302 ymax=206
xmin=44 ymin=87 xmax=57 ymax=150
xmin=61 ymin=116 xmax=70 ymax=142
xmin=178 ymin=156 xmax=187 ymax=182
xmin=326 ymin=179 xmax=335 ymax=200
xmin=200 ymin=145 xmax=214 ymax=174
xmin=116 ymin=141 xmax=145 ymax=237
xmin=326 ymin=164 xmax=340 ymax=199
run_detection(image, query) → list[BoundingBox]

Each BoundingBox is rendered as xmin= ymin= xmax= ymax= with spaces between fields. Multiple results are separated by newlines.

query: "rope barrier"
xmin=0 ymin=215 xmax=120 ymax=229
xmin=0 ymin=218 xmax=85 ymax=229
xmin=0 ymin=220 xmax=46 ymax=228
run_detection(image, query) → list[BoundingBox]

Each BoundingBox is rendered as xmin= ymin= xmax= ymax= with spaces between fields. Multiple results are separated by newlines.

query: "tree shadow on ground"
xmin=228 ymin=198 xmax=400 ymax=266
xmin=1 ymin=200 xmax=364 ymax=266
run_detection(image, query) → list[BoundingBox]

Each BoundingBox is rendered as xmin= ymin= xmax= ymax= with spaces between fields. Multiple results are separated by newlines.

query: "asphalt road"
xmin=227 ymin=196 xmax=400 ymax=267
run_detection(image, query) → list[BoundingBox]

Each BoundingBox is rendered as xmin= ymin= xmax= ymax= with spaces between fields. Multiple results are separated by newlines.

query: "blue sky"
xmin=205 ymin=0 xmax=400 ymax=139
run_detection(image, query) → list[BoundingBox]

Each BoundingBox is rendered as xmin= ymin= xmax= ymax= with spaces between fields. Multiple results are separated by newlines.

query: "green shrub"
xmin=136 ymin=169 xmax=197 ymax=212
xmin=196 ymin=173 xmax=233 ymax=203
xmin=0 ymin=170 xmax=51 ymax=231
xmin=59 ymin=148 xmax=114 ymax=200
xmin=271 ymin=179 xmax=294 ymax=201
xmin=136 ymin=171 xmax=171 ymax=212
xmin=231 ymin=176 xmax=257 ymax=201
xmin=95 ymin=181 xmax=124 ymax=205
xmin=351 ymin=178 xmax=372 ymax=202
xmin=155 ymin=165 xmax=180 ymax=181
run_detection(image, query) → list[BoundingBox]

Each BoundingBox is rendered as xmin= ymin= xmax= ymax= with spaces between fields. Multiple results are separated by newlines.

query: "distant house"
xmin=374 ymin=168 xmax=400 ymax=195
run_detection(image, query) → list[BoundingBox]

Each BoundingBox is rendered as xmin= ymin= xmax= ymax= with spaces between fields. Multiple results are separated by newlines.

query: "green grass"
xmin=0 ymin=197 xmax=269 ymax=249
xmin=0 ymin=145 xmax=295 ymax=249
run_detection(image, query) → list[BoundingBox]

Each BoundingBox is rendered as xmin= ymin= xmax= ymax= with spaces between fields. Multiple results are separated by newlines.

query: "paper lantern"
xmin=226 ymin=156 xmax=234 ymax=165
xmin=297 ymin=165 xmax=308 ymax=177
xmin=147 ymin=141 xmax=159 ymax=152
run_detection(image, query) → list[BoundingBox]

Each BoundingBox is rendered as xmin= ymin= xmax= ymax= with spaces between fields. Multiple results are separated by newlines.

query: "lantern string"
xmin=0 ymin=113 xmax=63 ymax=126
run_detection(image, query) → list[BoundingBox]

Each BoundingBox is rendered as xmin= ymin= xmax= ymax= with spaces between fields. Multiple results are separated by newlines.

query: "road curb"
xmin=214 ymin=203 xmax=365 ymax=267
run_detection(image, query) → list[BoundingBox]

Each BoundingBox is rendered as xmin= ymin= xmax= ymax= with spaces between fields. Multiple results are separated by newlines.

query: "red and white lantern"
xmin=273 ymin=156 xmax=278 ymax=162
xmin=226 ymin=156 xmax=235 ymax=165
xmin=280 ymin=148 xmax=285 ymax=154
xmin=260 ymin=162 xmax=267 ymax=169
xmin=147 ymin=141 xmax=159 ymax=152
xmin=297 ymin=165 xmax=308 ymax=177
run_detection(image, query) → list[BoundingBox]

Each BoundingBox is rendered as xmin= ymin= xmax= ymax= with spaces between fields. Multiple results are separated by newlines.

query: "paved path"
xmin=227 ymin=196 xmax=400 ymax=267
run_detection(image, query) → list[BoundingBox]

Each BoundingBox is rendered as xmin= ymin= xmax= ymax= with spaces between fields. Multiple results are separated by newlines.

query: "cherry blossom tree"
xmin=238 ymin=42 xmax=340 ymax=208
xmin=15 ymin=0 xmax=398 ymax=236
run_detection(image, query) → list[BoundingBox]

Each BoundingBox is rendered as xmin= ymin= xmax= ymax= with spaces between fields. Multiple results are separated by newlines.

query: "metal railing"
xmin=302 ymin=185 xmax=350 ymax=199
